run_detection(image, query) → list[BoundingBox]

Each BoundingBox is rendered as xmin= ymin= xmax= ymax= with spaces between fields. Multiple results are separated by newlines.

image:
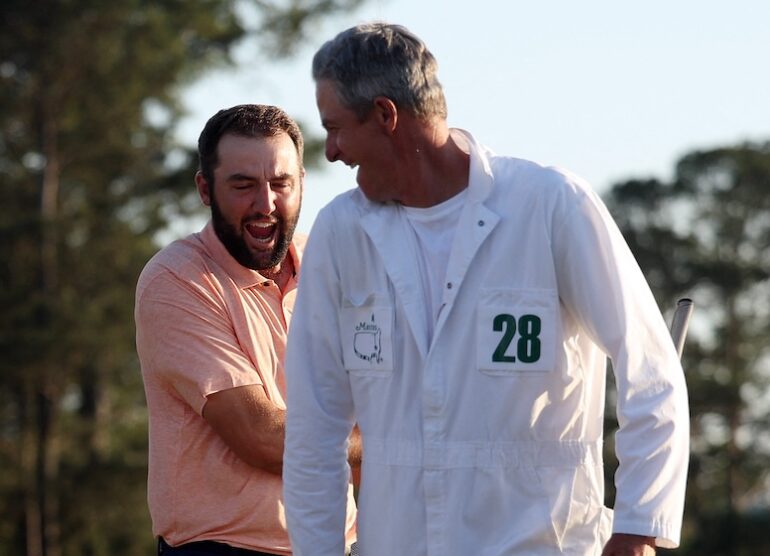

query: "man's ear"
xmin=195 ymin=171 xmax=212 ymax=207
xmin=372 ymin=96 xmax=398 ymax=134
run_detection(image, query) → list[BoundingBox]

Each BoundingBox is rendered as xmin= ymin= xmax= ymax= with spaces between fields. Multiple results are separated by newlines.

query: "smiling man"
xmin=135 ymin=104 xmax=358 ymax=556
xmin=283 ymin=24 xmax=689 ymax=556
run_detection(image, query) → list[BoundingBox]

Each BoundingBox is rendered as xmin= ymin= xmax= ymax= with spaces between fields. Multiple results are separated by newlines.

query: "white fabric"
xmin=283 ymin=130 xmax=689 ymax=556
xmin=401 ymin=188 xmax=467 ymax=342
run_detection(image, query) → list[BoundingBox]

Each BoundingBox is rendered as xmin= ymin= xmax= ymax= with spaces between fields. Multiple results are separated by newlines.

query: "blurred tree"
xmin=603 ymin=143 xmax=770 ymax=555
xmin=0 ymin=1 xmax=363 ymax=554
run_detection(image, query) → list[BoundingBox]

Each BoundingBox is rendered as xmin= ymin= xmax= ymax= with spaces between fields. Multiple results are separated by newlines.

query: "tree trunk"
xmin=40 ymin=101 xmax=59 ymax=293
xmin=21 ymin=383 xmax=44 ymax=556
xmin=723 ymin=294 xmax=741 ymax=556
xmin=33 ymin=98 xmax=63 ymax=556
xmin=40 ymin=388 xmax=62 ymax=556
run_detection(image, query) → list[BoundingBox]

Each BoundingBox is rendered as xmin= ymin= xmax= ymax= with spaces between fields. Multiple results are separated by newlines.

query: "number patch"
xmin=492 ymin=313 xmax=542 ymax=363
xmin=477 ymin=289 xmax=556 ymax=373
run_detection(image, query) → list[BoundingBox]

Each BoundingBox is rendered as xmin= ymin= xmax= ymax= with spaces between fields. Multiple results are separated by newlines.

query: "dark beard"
xmin=210 ymin=196 xmax=299 ymax=271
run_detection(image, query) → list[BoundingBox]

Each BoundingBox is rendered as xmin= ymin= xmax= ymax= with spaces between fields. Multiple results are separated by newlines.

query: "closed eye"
xmin=271 ymin=183 xmax=289 ymax=191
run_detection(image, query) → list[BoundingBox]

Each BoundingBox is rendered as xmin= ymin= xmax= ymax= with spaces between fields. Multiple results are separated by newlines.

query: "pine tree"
xmin=604 ymin=143 xmax=770 ymax=555
xmin=0 ymin=1 xmax=363 ymax=553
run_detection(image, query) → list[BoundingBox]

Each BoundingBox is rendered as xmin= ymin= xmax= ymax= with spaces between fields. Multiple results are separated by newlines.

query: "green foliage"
xmin=604 ymin=143 xmax=770 ymax=555
xmin=254 ymin=0 xmax=366 ymax=56
xmin=0 ymin=1 xmax=364 ymax=554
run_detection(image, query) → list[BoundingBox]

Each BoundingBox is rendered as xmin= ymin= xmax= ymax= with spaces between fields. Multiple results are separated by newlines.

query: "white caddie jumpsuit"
xmin=284 ymin=130 xmax=689 ymax=556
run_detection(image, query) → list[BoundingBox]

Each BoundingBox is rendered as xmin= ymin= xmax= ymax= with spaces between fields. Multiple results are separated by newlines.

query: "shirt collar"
xmin=449 ymin=128 xmax=495 ymax=203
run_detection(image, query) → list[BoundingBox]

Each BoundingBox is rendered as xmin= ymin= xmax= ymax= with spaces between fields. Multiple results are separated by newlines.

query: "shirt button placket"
xmin=422 ymin=347 xmax=447 ymax=556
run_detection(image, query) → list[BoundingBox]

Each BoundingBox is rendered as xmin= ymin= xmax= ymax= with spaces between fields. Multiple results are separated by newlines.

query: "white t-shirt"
xmin=401 ymin=188 xmax=468 ymax=342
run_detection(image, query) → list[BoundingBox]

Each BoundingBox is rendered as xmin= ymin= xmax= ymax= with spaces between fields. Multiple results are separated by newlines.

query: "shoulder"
xmin=310 ymin=188 xmax=371 ymax=237
xmin=487 ymin=153 xmax=599 ymax=215
xmin=491 ymin=154 xmax=590 ymax=195
xmin=291 ymin=231 xmax=308 ymax=270
xmin=135 ymin=233 xmax=211 ymax=301
xmin=459 ymin=130 xmax=594 ymax=204
xmin=325 ymin=187 xmax=369 ymax=217
xmin=301 ymin=188 xmax=386 ymax=278
xmin=291 ymin=231 xmax=308 ymax=255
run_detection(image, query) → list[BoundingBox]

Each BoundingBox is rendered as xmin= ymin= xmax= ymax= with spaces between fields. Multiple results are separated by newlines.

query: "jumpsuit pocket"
xmin=476 ymin=288 xmax=559 ymax=375
xmin=536 ymin=461 xmax=611 ymax=553
xmin=340 ymin=292 xmax=393 ymax=375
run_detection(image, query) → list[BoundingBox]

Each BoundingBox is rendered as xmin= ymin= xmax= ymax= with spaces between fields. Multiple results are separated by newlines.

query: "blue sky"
xmin=177 ymin=0 xmax=770 ymax=234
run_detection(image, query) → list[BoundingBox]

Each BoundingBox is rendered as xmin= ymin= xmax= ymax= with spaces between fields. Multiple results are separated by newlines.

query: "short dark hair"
xmin=197 ymin=104 xmax=304 ymax=186
xmin=312 ymin=22 xmax=447 ymax=121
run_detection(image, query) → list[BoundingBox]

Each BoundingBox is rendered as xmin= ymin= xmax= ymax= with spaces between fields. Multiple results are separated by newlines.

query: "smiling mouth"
xmin=245 ymin=221 xmax=277 ymax=244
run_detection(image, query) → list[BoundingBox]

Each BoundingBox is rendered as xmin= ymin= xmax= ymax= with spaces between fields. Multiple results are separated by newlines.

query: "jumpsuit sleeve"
xmin=283 ymin=206 xmax=356 ymax=556
xmin=551 ymin=179 xmax=690 ymax=548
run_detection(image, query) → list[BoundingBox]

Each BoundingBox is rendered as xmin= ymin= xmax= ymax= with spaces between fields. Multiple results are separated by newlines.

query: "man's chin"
xmin=249 ymin=241 xmax=293 ymax=273
xmin=247 ymin=252 xmax=279 ymax=272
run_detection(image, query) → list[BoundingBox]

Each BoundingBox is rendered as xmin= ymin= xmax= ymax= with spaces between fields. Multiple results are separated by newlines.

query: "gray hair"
xmin=312 ymin=22 xmax=447 ymax=121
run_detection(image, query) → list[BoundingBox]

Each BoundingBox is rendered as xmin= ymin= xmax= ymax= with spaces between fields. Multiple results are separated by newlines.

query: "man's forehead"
xmin=218 ymin=132 xmax=296 ymax=155
xmin=316 ymin=80 xmax=375 ymax=127
xmin=316 ymin=80 xmax=345 ymax=110
xmin=216 ymin=134 xmax=300 ymax=172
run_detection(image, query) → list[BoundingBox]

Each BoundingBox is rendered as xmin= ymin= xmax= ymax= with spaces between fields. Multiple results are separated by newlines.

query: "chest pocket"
xmin=340 ymin=293 xmax=394 ymax=374
xmin=477 ymin=288 xmax=558 ymax=374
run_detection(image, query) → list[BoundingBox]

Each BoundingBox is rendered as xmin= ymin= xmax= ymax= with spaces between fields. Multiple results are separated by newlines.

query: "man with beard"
xmin=135 ymin=104 xmax=359 ymax=556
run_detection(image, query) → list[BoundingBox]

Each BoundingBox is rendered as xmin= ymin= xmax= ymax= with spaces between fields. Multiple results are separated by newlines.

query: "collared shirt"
xmin=284 ymin=130 xmax=689 ymax=556
xmin=135 ymin=221 xmax=356 ymax=554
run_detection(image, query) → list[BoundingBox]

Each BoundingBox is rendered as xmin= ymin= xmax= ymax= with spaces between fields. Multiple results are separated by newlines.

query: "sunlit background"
xmin=3 ymin=1 xmax=768 ymax=554
xmin=177 ymin=0 xmax=770 ymax=233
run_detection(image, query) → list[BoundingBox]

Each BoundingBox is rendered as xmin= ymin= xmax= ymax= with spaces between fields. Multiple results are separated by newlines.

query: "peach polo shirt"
xmin=135 ymin=221 xmax=356 ymax=554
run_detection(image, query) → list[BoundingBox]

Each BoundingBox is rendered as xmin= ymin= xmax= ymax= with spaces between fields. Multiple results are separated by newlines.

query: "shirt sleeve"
xmin=135 ymin=267 xmax=263 ymax=416
xmin=551 ymin=179 xmax=690 ymax=548
xmin=283 ymin=207 xmax=357 ymax=556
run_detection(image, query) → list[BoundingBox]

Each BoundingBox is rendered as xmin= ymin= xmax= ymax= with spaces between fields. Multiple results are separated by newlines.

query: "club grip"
xmin=670 ymin=298 xmax=694 ymax=359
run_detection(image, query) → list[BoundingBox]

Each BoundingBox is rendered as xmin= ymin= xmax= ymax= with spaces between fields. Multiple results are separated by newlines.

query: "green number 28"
xmin=492 ymin=313 xmax=542 ymax=363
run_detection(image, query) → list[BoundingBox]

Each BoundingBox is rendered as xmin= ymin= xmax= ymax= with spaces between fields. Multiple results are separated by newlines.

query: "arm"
xmin=204 ymin=386 xmax=362 ymax=479
xmin=136 ymin=261 xmax=291 ymax=471
xmin=283 ymin=209 xmax=356 ymax=556
xmin=203 ymin=384 xmax=285 ymax=475
xmin=348 ymin=425 xmax=363 ymax=487
xmin=602 ymin=534 xmax=656 ymax=556
xmin=551 ymin=181 xmax=689 ymax=548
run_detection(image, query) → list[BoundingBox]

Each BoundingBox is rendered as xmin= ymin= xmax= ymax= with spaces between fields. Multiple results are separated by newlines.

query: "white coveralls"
xmin=283 ymin=130 xmax=689 ymax=556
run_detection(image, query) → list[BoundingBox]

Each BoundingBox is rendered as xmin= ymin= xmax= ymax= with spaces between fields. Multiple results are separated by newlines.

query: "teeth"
xmin=246 ymin=221 xmax=276 ymax=242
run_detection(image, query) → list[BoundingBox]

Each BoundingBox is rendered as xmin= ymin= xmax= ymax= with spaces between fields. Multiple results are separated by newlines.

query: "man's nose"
xmin=325 ymin=135 xmax=340 ymax=163
xmin=252 ymin=184 xmax=277 ymax=214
